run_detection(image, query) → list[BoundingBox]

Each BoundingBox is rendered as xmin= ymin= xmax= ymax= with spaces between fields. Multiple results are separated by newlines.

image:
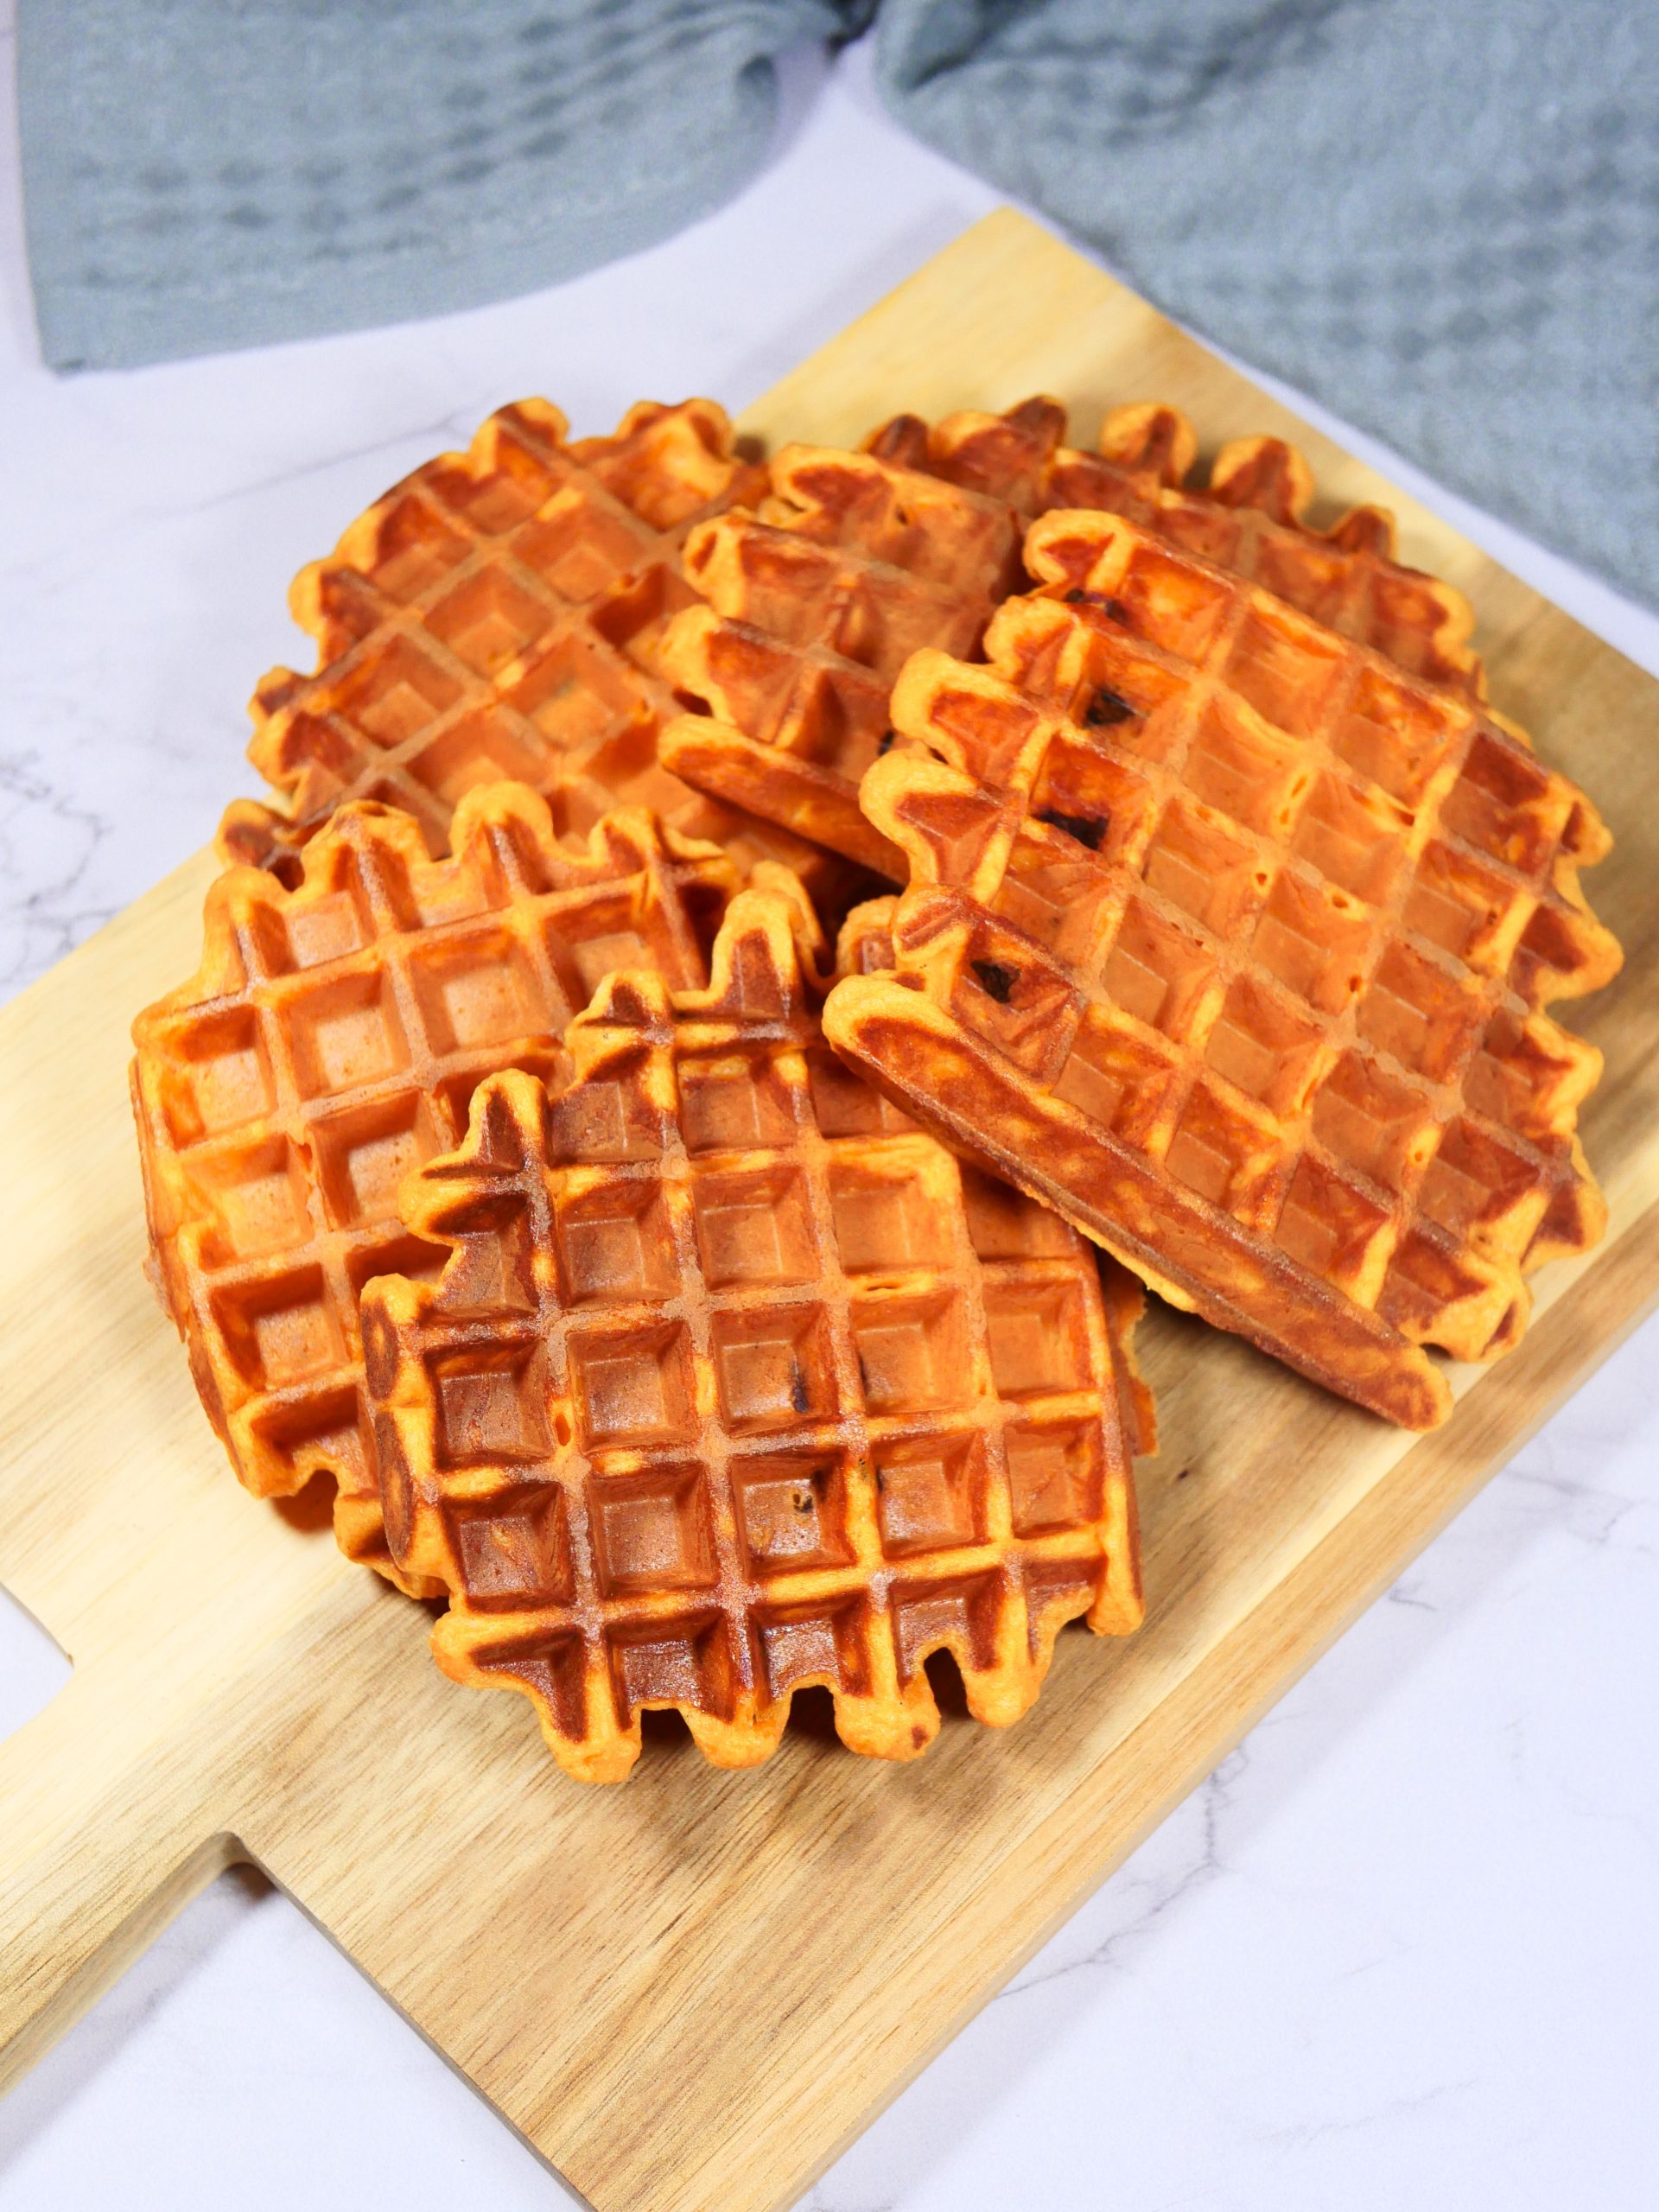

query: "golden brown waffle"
xmin=133 ymin=784 xmax=740 ymax=1590
xmin=823 ymin=510 xmax=1622 ymax=1431
xmin=885 ymin=396 xmax=1484 ymax=698
xmin=218 ymin=397 xmax=852 ymax=905
xmin=658 ymin=439 xmax=1022 ymax=875
xmin=361 ymin=881 xmax=1148 ymax=1780
xmin=659 ymin=400 xmax=1484 ymax=878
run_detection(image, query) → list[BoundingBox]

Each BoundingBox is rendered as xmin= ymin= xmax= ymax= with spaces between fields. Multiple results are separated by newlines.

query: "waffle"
xmin=886 ymin=396 xmax=1484 ymax=698
xmin=659 ymin=400 xmax=1484 ymax=878
xmin=658 ymin=438 xmax=1022 ymax=875
xmin=823 ymin=510 xmax=1621 ymax=1430
xmin=218 ymin=396 xmax=854 ymax=906
xmin=132 ymin=783 xmax=739 ymax=1590
xmin=361 ymin=880 xmax=1149 ymax=1780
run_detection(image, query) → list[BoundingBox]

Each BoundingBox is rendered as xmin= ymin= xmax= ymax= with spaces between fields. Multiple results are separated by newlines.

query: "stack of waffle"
xmin=135 ymin=386 xmax=1619 ymax=1780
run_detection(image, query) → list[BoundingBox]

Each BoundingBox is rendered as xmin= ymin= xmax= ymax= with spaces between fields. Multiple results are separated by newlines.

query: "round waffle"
xmin=362 ymin=879 xmax=1149 ymax=1778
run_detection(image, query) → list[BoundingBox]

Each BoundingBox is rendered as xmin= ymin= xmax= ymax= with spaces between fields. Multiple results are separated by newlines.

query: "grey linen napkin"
xmin=16 ymin=0 xmax=1659 ymax=604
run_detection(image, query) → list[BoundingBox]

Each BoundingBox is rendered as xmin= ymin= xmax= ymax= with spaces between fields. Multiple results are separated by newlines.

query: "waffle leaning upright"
xmin=825 ymin=510 xmax=1621 ymax=1429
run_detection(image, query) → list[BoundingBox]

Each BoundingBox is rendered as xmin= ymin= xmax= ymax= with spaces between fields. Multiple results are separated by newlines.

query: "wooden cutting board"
xmin=2 ymin=209 xmax=1656 ymax=2212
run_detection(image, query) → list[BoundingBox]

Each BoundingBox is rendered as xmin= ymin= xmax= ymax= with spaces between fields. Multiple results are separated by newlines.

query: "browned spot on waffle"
xmin=363 ymin=884 xmax=1146 ymax=1780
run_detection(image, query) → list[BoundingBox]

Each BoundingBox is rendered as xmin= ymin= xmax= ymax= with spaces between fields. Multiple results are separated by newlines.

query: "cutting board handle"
xmin=0 ymin=1672 xmax=242 ymax=2096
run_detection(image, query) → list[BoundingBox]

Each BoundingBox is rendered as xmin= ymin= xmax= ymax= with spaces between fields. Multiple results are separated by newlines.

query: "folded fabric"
xmin=873 ymin=0 xmax=1658 ymax=606
xmin=18 ymin=0 xmax=873 ymax=371
xmin=17 ymin=0 xmax=1657 ymax=606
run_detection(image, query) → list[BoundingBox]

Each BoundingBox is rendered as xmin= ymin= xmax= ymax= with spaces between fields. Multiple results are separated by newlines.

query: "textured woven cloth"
xmin=18 ymin=1 xmax=874 ymax=371
xmin=874 ymin=0 xmax=1659 ymax=607
xmin=17 ymin=1 xmax=1658 ymax=604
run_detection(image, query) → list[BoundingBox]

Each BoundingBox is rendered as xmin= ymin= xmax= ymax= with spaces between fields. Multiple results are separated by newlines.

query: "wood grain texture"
xmin=2 ymin=211 xmax=1656 ymax=2212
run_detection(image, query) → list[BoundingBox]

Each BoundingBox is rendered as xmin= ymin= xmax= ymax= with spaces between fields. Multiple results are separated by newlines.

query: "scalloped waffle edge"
xmin=215 ymin=396 xmax=857 ymax=907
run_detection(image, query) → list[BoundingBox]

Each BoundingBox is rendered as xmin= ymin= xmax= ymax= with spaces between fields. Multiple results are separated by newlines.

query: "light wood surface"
xmin=2 ymin=210 xmax=1656 ymax=2212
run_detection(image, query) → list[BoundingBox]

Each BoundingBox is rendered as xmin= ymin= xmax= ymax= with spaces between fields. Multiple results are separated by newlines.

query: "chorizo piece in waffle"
xmin=362 ymin=880 xmax=1148 ymax=1781
xmin=823 ymin=512 xmax=1621 ymax=1431
xmin=658 ymin=438 xmax=1022 ymax=875
xmin=133 ymin=784 xmax=739 ymax=1590
xmin=219 ymin=397 xmax=854 ymax=907
xmin=659 ymin=400 xmax=1484 ymax=879
xmin=887 ymin=396 xmax=1484 ymax=698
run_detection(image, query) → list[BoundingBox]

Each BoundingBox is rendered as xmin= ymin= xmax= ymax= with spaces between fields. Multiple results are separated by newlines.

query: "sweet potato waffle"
xmin=362 ymin=881 xmax=1148 ymax=1779
xmin=658 ymin=439 xmax=1021 ymax=874
xmin=823 ymin=509 xmax=1621 ymax=1429
xmin=132 ymin=785 xmax=738 ymax=1588
xmin=218 ymin=397 xmax=849 ymax=901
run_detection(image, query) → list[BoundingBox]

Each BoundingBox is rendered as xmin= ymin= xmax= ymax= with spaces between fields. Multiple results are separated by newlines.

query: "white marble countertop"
xmin=2 ymin=19 xmax=1657 ymax=2211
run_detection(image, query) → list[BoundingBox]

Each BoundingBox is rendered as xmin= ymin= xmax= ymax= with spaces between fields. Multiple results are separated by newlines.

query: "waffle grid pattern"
xmin=826 ymin=512 xmax=1619 ymax=1427
xmin=659 ymin=441 xmax=1020 ymax=873
xmin=661 ymin=402 xmax=1487 ymax=878
xmin=132 ymin=785 xmax=738 ymax=1585
xmin=219 ymin=397 xmax=825 ymax=885
xmin=364 ymin=890 xmax=1143 ymax=1779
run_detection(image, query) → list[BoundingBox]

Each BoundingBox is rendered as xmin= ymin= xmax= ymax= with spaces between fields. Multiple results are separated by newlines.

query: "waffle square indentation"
xmin=982 ymin=1281 xmax=1090 ymax=1399
xmin=214 ymin=1267 xmax=344 ymax=1391
xmin=1006 ymin=1420 xmax=1104 ymax=1535
xmin=590 ymin=1466 xmax=715 ymax=1595
xmin=312 ymin=1094 xmax=439 ymax=1228
xmin=692 ymin=1164 xmax=817 ymax=1286
xmin=679 ymin=1052 xmax=798 ymax=1153
xmin=874 ymin=1433 xmax=982 ymax=1555
xmin=425 ymin=564 xmax=552 ymax=676
xmin=436 ymin=1351 xmax=546 ymax=1465
xmin=734 ymin=1452 xmax=850 ymax=1576
xmin=850 ymin=1288 xmax=967 ymax=1413
xmin=332 ymin=636 xmax=461 ymax=746
xmin=164 ymin=1008 xmax=274 ymax=1142
xmin=188 ymin=1137 xmax=310 ymax=1265
xmin=451 ymin=1491 xmax=570 ymax=1607
xmin=1102 ymin=895 xmax=1218 ymax=1039
xmin=286 ymin=969 xmax=409 ymax=1097
xmin=712 ymin=1306 xmax=837 ymax=1433
xmin=569 ymin=1320 xmax=696 ymax=1447
xmin=555 ymin=1180 xmax=677 ymax=1306
xmin=827 ymin=1160 xmax=947 ymax=1273
xmin=365 ymin=493 xmax=470 ymax=602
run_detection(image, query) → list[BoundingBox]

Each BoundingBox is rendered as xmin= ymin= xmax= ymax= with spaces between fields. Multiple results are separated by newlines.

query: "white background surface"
xmin=3 ymin=18 xmax=1658 ymax=2211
